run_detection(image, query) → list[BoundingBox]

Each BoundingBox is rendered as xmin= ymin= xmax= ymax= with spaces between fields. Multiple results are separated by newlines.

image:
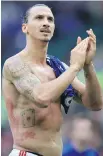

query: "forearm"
xmin=34 ymin=65 xmax=79 ymax=103
xmin=12 ymin=65 xmax=79 ymax=105
xmin=82 ymin=62 xmax=103 ymax=110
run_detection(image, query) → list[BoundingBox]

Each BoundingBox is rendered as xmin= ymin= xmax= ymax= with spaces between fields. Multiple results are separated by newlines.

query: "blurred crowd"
xmin=1 ymin=1 xmax=103 ymax=156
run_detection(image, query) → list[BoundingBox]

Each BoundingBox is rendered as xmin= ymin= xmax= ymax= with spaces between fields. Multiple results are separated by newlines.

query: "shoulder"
xmin=2 ymin=55 xmax=17 ymax=79
xmin=2 ymin=56 xmax=15 ymax=81
xmin=4 ymin=54 xmax=24 ymax=70
xmin=3 ymin=54 xmax=29 ymax=78
xmin=3 ymin=54 xmax=21 ymax=68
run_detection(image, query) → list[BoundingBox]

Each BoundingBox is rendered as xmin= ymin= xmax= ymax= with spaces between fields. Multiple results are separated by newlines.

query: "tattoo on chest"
xmin=21 ymin=108 xmax=35 ymax=128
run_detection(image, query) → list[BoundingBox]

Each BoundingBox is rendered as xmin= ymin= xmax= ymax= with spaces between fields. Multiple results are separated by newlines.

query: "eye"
xmin=36 ymin=15 xmax=43 ymax=20
xmin=48 ymin=17 xmax=54 ymax=22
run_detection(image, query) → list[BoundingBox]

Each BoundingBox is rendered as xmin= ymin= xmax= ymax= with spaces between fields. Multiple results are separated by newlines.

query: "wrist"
xmin=70 ymin=64 xmax=81 ymax=72
xmin=84 ymin=61 xmax=93 ymax=70
xmin=83 ymin=62 xmax=94 ymax=78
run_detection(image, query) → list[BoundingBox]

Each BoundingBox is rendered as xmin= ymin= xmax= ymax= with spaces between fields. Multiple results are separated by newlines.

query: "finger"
xmin=86 ymin=29 xmax=96 ymax=39
xmin=90 ymin=28 xmax=95 ymax=35
xmin=74 ymin=37 xmax=89 ymax=52
xmin=79 ymin=37 xmax=88 ymax=46
xmin=86 ymin=30 xmax=95 ymax=39
xmin=88 ymin=37 xmax=96 ymax=52
xmin=90 ymin=28 xmax=96 ymax=39
xmin=89 ymin=36 xmax=96 ymax=44
xmin=90 ymin=28 xmax=93 ymax=33
xmin=86 ymin=30 xmax=96 ymax=41
xmin=84 ymin=37 xmax=89 ymax=50
xmin=80 ymin=37 xmax=89 ymax=51
xmin=77 ymin=36 xmax=82 ymax=45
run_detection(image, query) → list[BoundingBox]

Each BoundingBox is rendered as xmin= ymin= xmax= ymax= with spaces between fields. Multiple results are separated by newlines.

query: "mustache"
xmin=40 ymin=28 xmax=51 ymax=33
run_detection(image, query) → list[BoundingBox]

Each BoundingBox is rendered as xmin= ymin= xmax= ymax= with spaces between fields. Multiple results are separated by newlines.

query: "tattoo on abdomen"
xmin=21 ymin=108 xmax=35 ymax=128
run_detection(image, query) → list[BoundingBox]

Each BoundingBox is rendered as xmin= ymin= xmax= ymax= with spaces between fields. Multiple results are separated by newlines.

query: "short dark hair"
xmin=22 ymin=4 xmax=50 ymax=24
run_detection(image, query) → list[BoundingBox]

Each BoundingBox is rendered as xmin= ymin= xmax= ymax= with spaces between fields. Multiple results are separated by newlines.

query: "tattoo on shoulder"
xmin=21 ymin=108 xmax=35 ymax=128
xmin=6 ymin=56 xmax=29 ymax=77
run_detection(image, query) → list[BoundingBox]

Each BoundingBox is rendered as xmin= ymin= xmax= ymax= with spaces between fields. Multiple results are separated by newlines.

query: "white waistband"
xmin=9 ymin=149 xmax=40 ymax=156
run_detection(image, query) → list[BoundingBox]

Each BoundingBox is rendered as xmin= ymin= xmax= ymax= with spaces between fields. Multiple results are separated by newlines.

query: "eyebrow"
xmin=35 ymin=14 xmax=54 ymax=20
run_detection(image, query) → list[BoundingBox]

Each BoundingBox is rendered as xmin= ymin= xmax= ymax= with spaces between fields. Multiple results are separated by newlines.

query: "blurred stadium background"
xmin=1 ymin=1 xmax=103 ymax=156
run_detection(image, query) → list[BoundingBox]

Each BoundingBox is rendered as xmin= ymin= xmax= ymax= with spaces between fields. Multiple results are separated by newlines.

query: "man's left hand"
xmin=77 ymin=29 xmax=96 ymax=65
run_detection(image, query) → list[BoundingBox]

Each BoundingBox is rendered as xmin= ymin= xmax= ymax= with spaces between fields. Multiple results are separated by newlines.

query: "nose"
xmin=43 ymin=24 xmax=50 ymax=28
xmin=43 ymin=18 xmax=50 ymax=28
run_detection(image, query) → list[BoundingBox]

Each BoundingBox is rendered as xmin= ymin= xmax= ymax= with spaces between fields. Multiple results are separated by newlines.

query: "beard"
xmin=40 ymin=33 xmax=52 ymax=42
xmin=40 ymin=36 xmax=51 ymax=42
xmin=41 ymin=38 xmax=50 ymax=42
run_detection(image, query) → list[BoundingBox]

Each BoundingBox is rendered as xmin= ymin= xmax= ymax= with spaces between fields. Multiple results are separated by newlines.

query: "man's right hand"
xmin=70 ymin=37 xmax=89 ymax=71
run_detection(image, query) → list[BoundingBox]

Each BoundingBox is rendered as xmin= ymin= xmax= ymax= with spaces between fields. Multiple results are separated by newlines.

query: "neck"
xmin=24 ymin=36 xmax=49 ymax=65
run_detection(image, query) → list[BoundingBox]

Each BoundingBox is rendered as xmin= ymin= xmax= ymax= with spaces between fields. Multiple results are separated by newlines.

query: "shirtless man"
xmin=2 ymin=4 xmax=103 ymax=156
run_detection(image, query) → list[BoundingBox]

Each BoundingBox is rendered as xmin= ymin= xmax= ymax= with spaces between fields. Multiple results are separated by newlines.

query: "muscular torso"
xmin=3 ymin=54 xmax=63 ymax=156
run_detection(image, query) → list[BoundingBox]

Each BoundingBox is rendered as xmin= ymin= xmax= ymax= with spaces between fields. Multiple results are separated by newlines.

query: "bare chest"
xmin=8 ymin=57 xmax=61 ymax=129
xmin=9 ymin=56 xmax=56 ymax=83
xmin=30 ymin=65 xmax=56 ymax=82
xmin=11 ymin=95 xmax=62 ymax=131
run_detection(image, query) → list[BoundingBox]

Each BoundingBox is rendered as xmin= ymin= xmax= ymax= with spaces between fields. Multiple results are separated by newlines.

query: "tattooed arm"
xmin=2 ymin=60 xmax=19 ymax=105
xmin=3 ymin=57 xmax=80 ymax=105
xmin=2 ymin=60 xmax=44 ymax=107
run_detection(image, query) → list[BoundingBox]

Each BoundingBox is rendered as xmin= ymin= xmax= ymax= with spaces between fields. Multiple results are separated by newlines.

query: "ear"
xmin=22 ymin=23 xmax=28 ymax=34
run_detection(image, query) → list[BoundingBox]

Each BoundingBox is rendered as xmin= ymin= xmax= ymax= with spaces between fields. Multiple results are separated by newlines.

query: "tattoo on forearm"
xmin=21 ymin=108 xmax=35 ymax=128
